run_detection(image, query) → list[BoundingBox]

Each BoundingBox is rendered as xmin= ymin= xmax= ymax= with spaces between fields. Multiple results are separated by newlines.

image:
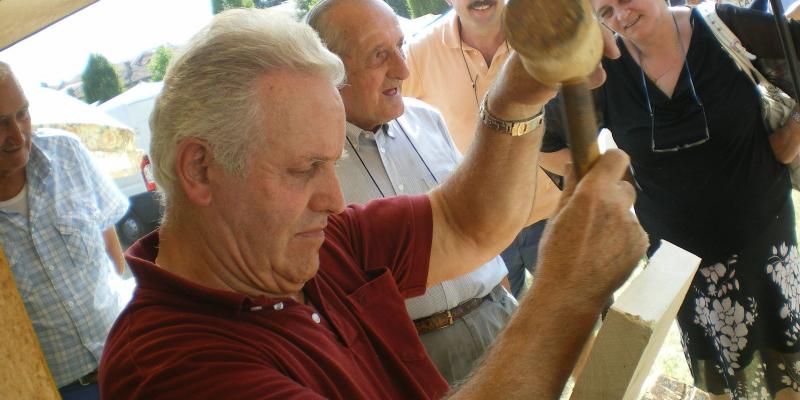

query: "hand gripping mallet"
xmin=504 ymin=0 xmax=604 ymax=180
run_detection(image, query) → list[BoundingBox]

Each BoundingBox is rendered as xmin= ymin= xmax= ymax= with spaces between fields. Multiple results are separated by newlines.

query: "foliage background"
xmin=147 ymin=45 xmax=174 ymax=82
xmin=81 ymin=53 xmax=123 ymax=104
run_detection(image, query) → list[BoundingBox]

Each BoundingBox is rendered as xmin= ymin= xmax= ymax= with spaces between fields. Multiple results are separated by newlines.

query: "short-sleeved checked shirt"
xmin=0 ymin=129 xmax=129 ymax=387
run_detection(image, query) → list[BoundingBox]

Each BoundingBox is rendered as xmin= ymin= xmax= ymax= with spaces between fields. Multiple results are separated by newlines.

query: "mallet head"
xmin=504 ymin=0 xmax=603 ymax=84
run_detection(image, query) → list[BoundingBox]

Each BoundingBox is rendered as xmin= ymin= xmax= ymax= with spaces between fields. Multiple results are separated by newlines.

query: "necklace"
xmin=459 ymin=36 xmax=480 ymax=106
xmin=635 ymin=12 xmax=685 ymax=86
xmin=457 ymin=21 xmax=510 ymax=106
xmin=651 ymin=59 xmax=677 ymax=84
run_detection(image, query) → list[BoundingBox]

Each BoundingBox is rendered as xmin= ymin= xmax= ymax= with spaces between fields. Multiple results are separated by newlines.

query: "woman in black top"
xmin=541 ymin=1 xmax=800 ymax=398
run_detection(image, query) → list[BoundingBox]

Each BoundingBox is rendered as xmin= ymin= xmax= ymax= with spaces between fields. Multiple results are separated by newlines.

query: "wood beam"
xmin=570 ymin=240 xmax=700 ymax=400
xmin=0 ymin=245 xmax=59 ymax=398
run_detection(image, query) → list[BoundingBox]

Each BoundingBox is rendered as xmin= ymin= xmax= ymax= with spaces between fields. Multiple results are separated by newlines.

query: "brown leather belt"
xmin=413 ymin=295 xmax=490 ymax=335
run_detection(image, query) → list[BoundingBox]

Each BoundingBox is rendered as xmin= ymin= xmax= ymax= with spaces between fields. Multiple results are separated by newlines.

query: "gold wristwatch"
xmin=478 ymin=95 xmax=544 ymax=136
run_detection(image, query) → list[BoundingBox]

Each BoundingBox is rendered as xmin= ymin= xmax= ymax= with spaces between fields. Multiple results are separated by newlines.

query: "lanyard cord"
xmin=345 ymin=134 xmax=385 ymax=198
xmin=457 ymin=19 xmax=510 ymax=107
xmin=344 ymin=120 xmax=439 ymax=199
xmin=393 ymin=119 xmax=439 ymax=185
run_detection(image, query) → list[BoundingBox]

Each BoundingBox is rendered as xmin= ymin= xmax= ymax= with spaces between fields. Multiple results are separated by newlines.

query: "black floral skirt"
xmin=677 ymin=199 xmax=800 ymax=398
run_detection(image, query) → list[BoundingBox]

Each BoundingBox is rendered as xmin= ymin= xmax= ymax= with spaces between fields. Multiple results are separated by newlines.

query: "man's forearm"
xmin=451 ymin=277 xmax=604 ymax=399
xmin=103 ymin=227 xmax=125 ymax=275
xmin=434 ymin=54 xmax=558 ymax=255
xmin=453 ymin=149 xmax=648 ymax=399
xmin=425 ymin=54 xmax=558 ymax=286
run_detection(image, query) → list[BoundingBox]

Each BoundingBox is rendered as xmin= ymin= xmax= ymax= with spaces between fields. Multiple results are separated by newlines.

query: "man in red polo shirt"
xmin=99 ymin=7 xmax=641 ymax=400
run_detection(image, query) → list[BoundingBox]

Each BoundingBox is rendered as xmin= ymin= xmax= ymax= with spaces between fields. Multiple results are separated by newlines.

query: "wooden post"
xmin=570 ymin=240 xmax=701 ymax=400
xmin=0 ymin=245 xmax=60 ymax=398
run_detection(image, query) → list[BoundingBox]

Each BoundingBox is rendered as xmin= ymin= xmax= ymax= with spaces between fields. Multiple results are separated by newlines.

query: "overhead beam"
xmin=0 ymin=0 xmax=99 ymax=51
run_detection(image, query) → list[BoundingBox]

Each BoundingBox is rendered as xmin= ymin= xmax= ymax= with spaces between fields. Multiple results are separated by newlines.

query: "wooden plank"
xmin=0 ymin=0 xmax=99 ymax=51
xmin=0 ymin=245 xmax=60 ymax=399
xmin=570 ymin=240 xmax=700 ymax=400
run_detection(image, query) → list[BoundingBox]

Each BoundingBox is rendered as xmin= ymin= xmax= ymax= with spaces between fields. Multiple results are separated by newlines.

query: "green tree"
xmin=81 ymin=53 xmax=123 ymax=104
xmin=295 ymin=0 xmax=319 ymax=16
xmin=148 ymin=45 xmax=174 ymax=82
xmin=386 ymin=0 xmax=410 ymax=18
xmin=212 ymin=0 xmax=255 ymax=14
xmin=406 ymin=0 xmax=447 ymax=18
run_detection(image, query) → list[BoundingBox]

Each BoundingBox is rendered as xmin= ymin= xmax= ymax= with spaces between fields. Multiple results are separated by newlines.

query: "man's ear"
xmin=175 ymin=138 xmax=213 ymax=206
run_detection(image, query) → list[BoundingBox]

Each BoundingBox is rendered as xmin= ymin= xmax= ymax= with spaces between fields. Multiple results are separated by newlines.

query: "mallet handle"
xmin=560 ymin=79 xmax=600 ymax=180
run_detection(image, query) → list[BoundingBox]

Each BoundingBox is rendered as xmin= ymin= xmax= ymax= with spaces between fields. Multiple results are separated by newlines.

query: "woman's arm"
xmin=769 ymin=107 xmax=800 ymax=164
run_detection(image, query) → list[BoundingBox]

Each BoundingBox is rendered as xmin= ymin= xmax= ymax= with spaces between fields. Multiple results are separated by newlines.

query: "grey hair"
xmin=305 ymin=0 xmax=350 ymax=56
xmin=0 ymin=61 xmax=11 ymax=81
xmin=307 ymin=0 xmax=393 ymax=57
xmin=150 ymin=8 xmax=345 ymax=204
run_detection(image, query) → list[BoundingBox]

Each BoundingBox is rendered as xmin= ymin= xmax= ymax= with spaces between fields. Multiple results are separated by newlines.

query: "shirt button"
xmin=379 ymin=147 xmax=386 ymax=153
xmin=68 ymin=301 xmax=75 ymax=308
xmin=311 ymin=313 xmax=321 ymax=324
xmin=273 ymin=302 xmax=284 ymax=311
xmin=48 ymin=265 xmax=55 ymax=272
xmin=398 ymin=184 xmax=405 ymax=192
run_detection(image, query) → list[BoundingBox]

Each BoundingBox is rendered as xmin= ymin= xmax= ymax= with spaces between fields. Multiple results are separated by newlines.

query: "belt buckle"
xmin=78 ymin=370 xmax=97 ymax=386
xmin=446 ymin=309 xmax=454 ymax=327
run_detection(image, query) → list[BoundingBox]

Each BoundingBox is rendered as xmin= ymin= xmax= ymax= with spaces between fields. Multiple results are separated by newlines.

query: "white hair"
xmin=150 ymin=8 xmax=345 ymax=204
xmin=0 ymin=61 xmax=11 ymax=81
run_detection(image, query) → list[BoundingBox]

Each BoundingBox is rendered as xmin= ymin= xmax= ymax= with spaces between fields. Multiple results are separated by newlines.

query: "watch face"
xmin=511 ymin=115 xmax=544 ymax=136
xmin=479 ymin=96 xmax=544 ymax=136
xmin=510 ymin=122 xmax=529 ymax=136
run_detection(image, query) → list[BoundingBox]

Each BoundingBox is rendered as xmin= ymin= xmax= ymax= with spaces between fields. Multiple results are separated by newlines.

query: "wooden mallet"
xmin=504 ymin=0 xmax=604 ymax=180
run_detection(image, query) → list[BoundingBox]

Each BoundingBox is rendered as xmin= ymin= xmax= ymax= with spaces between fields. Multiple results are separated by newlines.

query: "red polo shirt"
xmin=99 ymin=195 xmax=449 ymax=399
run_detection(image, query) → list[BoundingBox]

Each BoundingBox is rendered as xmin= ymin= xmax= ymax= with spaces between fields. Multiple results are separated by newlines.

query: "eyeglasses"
xmin=640 ymin=58 xmax=711 ymax=153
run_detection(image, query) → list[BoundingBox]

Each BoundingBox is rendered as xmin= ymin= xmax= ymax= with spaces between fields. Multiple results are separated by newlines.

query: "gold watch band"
xmin=478 ymin=95 xmax=544 ymax=136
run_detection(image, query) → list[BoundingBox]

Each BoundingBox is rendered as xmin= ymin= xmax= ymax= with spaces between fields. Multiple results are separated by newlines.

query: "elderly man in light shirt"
xmin=0 ymin=61 xmax=129 ymax=400
xmin=307 ymin=0 xmax=518 ymax=384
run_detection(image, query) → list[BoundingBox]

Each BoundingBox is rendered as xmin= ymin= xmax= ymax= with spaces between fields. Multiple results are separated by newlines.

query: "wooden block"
xmin=0 ymin=246 xmax=60 ymax=399
xmin=570 ymin=240 xmax=700 ymax=400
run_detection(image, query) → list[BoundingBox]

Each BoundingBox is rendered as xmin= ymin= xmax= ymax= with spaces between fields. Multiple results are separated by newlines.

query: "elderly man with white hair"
xmin=99 ymin=7 xmax=645 ymax=399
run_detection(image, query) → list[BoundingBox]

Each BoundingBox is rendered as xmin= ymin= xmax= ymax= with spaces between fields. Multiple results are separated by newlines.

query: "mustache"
xmin=468 ymin=0 xmax=495 ymax=8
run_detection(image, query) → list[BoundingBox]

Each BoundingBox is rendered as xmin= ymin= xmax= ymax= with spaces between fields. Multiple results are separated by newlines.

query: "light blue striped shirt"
xmin=0 ymin=129 xmax=130 ymax=387
xmin=336 ymin=98 xmax=507 ymax=320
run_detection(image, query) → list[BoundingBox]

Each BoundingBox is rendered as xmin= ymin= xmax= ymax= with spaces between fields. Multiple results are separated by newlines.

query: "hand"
xmin=769 ymin=107 xmax=800 ymax=164
xmin=485 ymin=52 xmax=560 ymax=121
xmin=535 ymin=149 xmax=648 ymax=306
